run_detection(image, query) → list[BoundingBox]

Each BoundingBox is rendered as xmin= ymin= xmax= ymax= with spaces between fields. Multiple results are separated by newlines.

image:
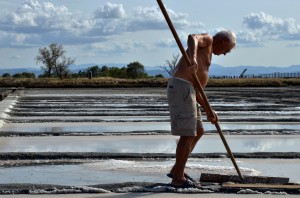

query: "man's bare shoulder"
xmin=201 ymin=34 xmax=213 ymax=46
xmin=190 ymin=33 xmax=213 ymax=47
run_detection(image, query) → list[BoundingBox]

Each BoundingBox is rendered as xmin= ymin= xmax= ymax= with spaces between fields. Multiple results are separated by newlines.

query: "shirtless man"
xmin=167 ymin=30 xmax=236 ymax=188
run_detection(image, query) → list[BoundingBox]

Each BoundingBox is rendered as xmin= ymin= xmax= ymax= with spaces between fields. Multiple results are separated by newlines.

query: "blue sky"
xmin=1 ymin=0 xmax=300 ymax=69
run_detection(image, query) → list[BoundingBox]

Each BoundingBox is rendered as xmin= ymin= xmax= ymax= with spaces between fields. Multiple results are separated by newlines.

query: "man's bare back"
xmin=173 ymin=33 xmax=213 ymax=88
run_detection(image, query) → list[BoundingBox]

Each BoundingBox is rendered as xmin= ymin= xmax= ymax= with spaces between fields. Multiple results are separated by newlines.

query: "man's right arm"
xmin=187 ymin=34 xmax=212 ymax=72
xmin=187 ymin=34 xmax=210 ymax=62
xmin=187 ymin=34 xmax=200 ymax=67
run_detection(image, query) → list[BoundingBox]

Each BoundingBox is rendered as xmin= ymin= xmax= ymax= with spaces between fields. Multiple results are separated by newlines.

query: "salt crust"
xmin=29 ymin=186 xmax=110 ymax=194
xmin=237 ymin=189 xmax=288 ymax=195
xmin=115 ymin=185 xmax=214 ymax=193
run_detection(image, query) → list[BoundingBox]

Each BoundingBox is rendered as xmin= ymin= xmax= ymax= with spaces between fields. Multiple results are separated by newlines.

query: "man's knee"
xmin=179 ymin=136 xmax=194 ymax=144
xmin=197 ymin=127 xmax=204 ymax=136
xmin=195 ymin=128 xmax=204 ymax=140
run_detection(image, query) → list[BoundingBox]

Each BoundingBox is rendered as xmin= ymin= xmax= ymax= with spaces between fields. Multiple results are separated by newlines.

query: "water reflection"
xmin=0 ymin=135 xmax=299 ymax=153
xmin=242 ymin=137 xmax=296 ymax=152
xmin=1 ymin=122 xmax=300 ymax=133
xmin=0 ymin=158 xmax=299 ymax=185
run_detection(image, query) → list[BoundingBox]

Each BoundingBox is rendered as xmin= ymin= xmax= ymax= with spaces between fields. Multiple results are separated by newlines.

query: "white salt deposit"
xmin=115 ymin=186 xmax=214 ymax=193
xmin=83 ymin=159 xmax=260 ymax=177
xmin=29 ymin=186 xmax=110 ymax=194
xmin=264 ymin=191 xmax=288 ymax=195
xmin=237 ymin=189 xmax=262 ymax=194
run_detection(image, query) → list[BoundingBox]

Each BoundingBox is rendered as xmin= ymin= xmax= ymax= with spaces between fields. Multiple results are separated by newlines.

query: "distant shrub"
xmin=2 ymin=73 xmax=11 ymax=78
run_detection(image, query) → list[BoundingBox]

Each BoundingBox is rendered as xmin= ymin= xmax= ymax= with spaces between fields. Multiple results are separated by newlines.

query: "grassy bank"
xmin=208 ymin=78 xmax=300 ymax=87
xmin=0 ymin=77 xmax=168 ymax=88
xmin=0 ymin=77 xmax=300 ymax=88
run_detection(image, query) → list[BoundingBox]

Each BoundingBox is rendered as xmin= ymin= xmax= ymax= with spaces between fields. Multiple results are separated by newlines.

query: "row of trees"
xmin=1 ymin=63 xmax=152 ymax=79
xmin=77 ymin=62 xmax=149 ymax=79
xmin=34 ymin=43 xmax=156 ymax=79
xmin=2 ymin=43 xmax=176 ymax=79
xmin=2 ymin=72 xmax=35 ymax=78
xmin=1 ymin=61 xmax=162 ymax=79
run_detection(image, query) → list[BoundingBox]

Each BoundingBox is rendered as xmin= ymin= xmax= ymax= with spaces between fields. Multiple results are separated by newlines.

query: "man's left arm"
xmin=196 ymin=91 xmax=218 ymax=124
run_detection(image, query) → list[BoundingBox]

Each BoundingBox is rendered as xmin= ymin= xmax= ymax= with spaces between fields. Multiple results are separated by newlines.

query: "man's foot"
xmin=171 ymin=179 xmax=201 ymax=189
xmin=167 ymin=172 xmax=197 ymax=183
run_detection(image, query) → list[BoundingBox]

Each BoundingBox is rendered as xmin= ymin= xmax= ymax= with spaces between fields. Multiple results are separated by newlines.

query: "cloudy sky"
xmin=1 ymin=0 xmax=300 ymax=69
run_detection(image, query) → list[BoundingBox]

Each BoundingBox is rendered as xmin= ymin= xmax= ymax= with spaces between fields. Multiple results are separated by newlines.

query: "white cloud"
xmin=286 ymin=42 xmax=300 ymax=47
xmin=90 ymin=40 xmax=149 ymax=54
xmin=94 ymin=2 xmax=126 ymax=19
xmin=243 ymin=12 xmax=300 ymax=34
xmin=235 ymin=12 xmax=300 ymax=47
xmin=0 ymin=30 xmax=40 ymax=47
xmin=0 ymin=1 xmax=204 ymax=49
xmin=128 ymin=6 xmax=204 ymax=31
xmin=236 ymin=31 xmax=265 ymax=47
xmin=0 ymin=0 xmax=94 ymax=46
xmin=10 ymin=55 xmax=21 ymax=59
xmin=9 ymin=4 xmax=299 ymax=50
xmin=243 ymin=12 xmax=300 ymax=37
xmin=155 ymin=32 xmax=188 ymax=48
xmin=156 ymin=38 xmax=176 ymax=48
xmin=2 ymin=0 xmax=77 ymax=32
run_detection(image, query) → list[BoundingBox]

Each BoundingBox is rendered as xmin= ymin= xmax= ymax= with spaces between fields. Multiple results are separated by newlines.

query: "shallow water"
xmin=1 ymin=121 xmax=300 ymax=133
xmin=0 ymin=135 xmax=299 ymax=153
xmin=0 ymin=158 xmax=299 ymax=185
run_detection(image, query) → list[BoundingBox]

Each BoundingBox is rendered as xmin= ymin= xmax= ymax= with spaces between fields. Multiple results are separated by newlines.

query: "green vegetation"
xmin=1 ymin=77 xmax=300 ymax=88
xmin=78 ymin=62 xmax=149 ymax=79
xmin=0 ymin=77 xmax=167 ymax=88
xmin=2 ymin=72 xmax=35 ymax=78
xmin=36 ymin=43 xmax=75 ymax=79
xmin=208 ymin=78 xmax=300 ymax=87
xmin=33 ymin=43 xmax=151 ymax=79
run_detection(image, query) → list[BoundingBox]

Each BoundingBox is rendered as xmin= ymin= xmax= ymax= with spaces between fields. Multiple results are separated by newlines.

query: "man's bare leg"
xmin=170 ymin=128 xmax=204 ymax=177
xmin=171 ymin=136 xmax=194 ymax=185
xmin=190 ymin=128 xmax=204 ymax=152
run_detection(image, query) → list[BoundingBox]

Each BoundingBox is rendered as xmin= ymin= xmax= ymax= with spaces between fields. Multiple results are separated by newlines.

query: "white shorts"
xmin=167 ymin=77 xmax=203 ymax=136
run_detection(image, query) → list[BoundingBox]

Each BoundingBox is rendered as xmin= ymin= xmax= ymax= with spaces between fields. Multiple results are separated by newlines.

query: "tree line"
xmin=2 ymin=72 xmax=36 ymax=78
xmin=1 ymin=43 xmax=165 ymax=79
xmin=73 ymin=62 xmax=153 ymax=79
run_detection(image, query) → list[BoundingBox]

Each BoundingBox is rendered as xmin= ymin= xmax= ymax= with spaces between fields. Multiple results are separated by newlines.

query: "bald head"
xmin=214 ymin=30 xmax=236 ymax=49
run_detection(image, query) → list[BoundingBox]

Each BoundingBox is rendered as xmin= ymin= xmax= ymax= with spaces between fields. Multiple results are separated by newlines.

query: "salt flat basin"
xmin=0 ymin=135 xmax=299 ymax=153
xmin=0 ymin=158 xmax=299 ymax=185
xmin=1 ymin=122 xmax=300 ymax=133
xmin=5 ymin=115 xmax=300 ymax=123
xmin=22 ymin=87 xmax=166 ymax=96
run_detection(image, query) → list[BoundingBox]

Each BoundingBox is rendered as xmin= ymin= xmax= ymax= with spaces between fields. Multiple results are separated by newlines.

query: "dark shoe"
xmin=171 ymin=179 xmax=201 ymax=189
xmin=167 ymin=173 xmax=197 ymax=183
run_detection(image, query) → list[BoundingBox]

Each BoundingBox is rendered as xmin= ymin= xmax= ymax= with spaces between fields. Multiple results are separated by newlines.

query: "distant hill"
xmin=1 ymin=64 xmax=299 ymax=78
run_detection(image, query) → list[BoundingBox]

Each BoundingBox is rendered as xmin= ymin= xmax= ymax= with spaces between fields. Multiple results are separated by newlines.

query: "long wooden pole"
xmin=157 ymin=0 xmax=243 ymax=180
